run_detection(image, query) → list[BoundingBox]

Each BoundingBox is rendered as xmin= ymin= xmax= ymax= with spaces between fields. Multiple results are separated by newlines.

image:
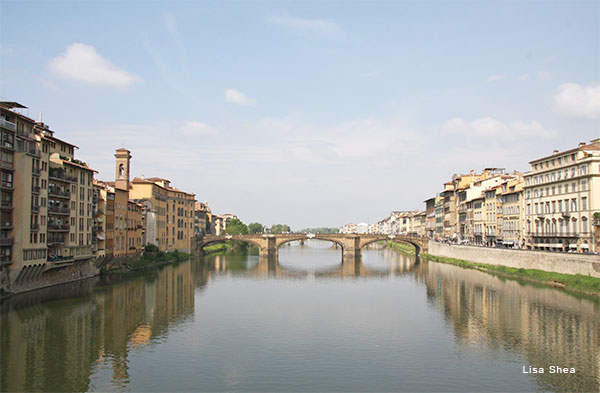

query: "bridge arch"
xmin=359 ymin=237 xmax=421 ymax=256
xmin=276 ymin=236 xmax=346 ymax=252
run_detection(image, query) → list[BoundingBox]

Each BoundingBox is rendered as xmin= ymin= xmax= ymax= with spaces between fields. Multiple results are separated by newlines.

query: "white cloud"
xmin=48 ymin=43 xmax=141 ymax=88
xmin=225 ymin=88 xmax=257 ymax=106
xmin=180 ymin=121 xmax=218 ymax=136
xmin=443 ymin=116 xmax=557 ymax=141
xmin=553 ymin=83 xmax=600 ymax=120
xmin=485 ymin=74 xmax=505 ymax=83
xmin=267 ymin=14 xmax=342 ymax=37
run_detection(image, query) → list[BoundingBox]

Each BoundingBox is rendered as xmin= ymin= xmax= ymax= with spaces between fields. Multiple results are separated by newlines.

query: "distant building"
xmin=194 ymin=201 xmax=211 ymax=236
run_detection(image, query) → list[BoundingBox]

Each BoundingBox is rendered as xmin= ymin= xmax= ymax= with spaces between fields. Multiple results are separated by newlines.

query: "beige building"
xmin=499 ymin=178 xmax=524 ymax=247
xmin=524 ymin=139 xmax=600 ymax=252
xmin=0 ymin=101 xmax=96 ymax=290
xmin=129 ymin=175 xmax=195 ymax=253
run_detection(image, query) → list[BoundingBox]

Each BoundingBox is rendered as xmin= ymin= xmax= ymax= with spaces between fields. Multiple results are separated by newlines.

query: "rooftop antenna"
xmin=39 ymin=112 xmax=43 ymax=123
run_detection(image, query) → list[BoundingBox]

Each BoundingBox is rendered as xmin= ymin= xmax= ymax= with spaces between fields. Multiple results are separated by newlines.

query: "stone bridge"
xmin=194 ymin=233 xmax=428 ymax=259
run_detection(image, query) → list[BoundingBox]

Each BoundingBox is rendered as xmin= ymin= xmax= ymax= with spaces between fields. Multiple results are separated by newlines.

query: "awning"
xmin=502 ymin=241 xmax=514 ymax=245
xmin=580 ymin=244 xmax=589 ymax=249
xmin=97 ymin=234 xmax=105 ymax=240
xmin=569 ymin=244 xmax=578 ymax=248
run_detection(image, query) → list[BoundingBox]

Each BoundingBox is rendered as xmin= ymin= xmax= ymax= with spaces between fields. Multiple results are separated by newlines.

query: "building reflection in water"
xmin=1 ymin=248 xmax=598 ymax=393
xmin=417 ymin=261 xmax=599 ymax=393
xmin=0 ymin=261 xmax=205 ymax=392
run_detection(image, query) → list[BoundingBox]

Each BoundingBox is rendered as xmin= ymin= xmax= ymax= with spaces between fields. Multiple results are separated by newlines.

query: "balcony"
xmin=531 ymin=232 xmax=579 ymax=238
xmin=2 ymin=140 xmax=14 ymax=150
xmin=48 ymin=206 xmax=70 ymax=215
xmin=31 ymin=185 xmax=40 ymax=194
xmin=47 ymin=256 xmax=75 ymax=264
xmin=0 ymin=161 xmax=14 ymax=170
xmin=48 ymin=188 xmax=71 ymax=199
xmin=0 ymin=237 xmax=13 ymax=246
xmin=47 ymin=238 xmax=66 ymax=246
xmin=31 ymin=204 xmax=40 ymax=213
xmin=32 ymin=167 xmax=41 ymax=176
xmin=0 ymin=181 xmax=13 ymax=190
xmin=0 ymin=255 xmax=12 ymax=266
xmin=48 ymin=223 xmax=70 ymax=232
xmin=30 ymin=224 xmax=39 ymax=232
xmin=48 ymin=169 xmax=77 ymax=183
xmin=0 ymin=118 xmax=16 ymax=131
xmin=0 ymin=200 xmax=12 ymax=210
xmin=1 ymin=220 xmax=12 ymax=229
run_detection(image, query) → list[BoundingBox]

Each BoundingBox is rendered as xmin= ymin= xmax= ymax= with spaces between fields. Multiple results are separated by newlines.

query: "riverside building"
xmin=130 ymin=175 xmax=195 ymax=253
xmin=0 ymin=101 xmax=97 ymax=290
xmin=523 ymin=139 xmax=600 ymax=253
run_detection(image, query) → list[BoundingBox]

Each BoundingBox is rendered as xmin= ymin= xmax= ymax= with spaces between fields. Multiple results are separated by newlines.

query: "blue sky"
xmin=1 ymin=1 xmax=599 ymax=229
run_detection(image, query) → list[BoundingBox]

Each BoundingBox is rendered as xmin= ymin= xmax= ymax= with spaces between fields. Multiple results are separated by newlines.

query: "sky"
xmin=1 ymin=1 xmax=599 ymax=229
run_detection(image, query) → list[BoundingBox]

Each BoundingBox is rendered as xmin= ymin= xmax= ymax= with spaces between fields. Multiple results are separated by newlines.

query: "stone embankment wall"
xmin=427 ymin=242 xmax=600 ymax=278
xmin=1 ymin=252 xmax=141 ymax=296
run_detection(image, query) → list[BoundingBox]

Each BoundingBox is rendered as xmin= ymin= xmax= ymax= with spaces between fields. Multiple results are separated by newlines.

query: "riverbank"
xmin=202 ymin=243 xmax=259 ymax=255
xmin=387 ymin=241 xmax=600 ymax=297
xmin=103 ymin=251 xmax=191 ymax=275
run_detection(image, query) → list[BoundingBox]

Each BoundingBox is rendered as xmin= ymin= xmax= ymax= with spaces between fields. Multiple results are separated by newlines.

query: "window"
xmin=582 ymin=197 xmax=587 ymax=211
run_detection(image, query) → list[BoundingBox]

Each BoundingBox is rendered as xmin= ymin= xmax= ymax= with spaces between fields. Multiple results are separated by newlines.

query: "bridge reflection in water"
xmin=204 ymin=242 xmax=419 ymax=280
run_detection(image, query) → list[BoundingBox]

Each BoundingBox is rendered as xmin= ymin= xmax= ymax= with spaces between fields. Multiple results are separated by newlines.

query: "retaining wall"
xmin=427 ymin=241 xmax=600 ymax=278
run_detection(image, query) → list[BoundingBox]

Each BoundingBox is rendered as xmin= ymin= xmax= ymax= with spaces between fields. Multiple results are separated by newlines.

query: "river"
xmin=1 ymin=241 xmax=598 ymax=392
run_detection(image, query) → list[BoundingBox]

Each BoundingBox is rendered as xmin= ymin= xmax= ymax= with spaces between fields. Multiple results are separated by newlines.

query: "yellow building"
xmin=130 ymin=176 xmax=194 ymax=252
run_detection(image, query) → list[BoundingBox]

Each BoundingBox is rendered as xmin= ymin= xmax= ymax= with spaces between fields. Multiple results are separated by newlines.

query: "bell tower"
xmin=115 ymin=148 xmax=132 ymax=190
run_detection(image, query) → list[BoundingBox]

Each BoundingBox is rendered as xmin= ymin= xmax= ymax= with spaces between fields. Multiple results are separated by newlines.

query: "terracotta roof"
xmin=42 ymin=134 xmax=79 ymax=149
xmin=64 ymin=160 xmax=97 ymax=172
xmin=529 ymin=144 xmax=600 ymax=164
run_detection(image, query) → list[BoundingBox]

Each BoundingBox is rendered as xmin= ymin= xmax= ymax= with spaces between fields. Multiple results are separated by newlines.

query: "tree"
xmin=270 ymin=224 xmax=291 ymax=233
xmin=225 ymin=218 xmax=248 ymax=235
xmin=248 ymin=222 xmax=264 ymax=234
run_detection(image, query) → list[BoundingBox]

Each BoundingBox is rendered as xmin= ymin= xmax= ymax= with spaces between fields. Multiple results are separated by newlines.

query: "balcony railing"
xmin=48 ymin=189 xmax=71 ymax=199
xmin=30 ymin=224 xmax=39 ymax=231
xmin=0 ymin=162 xmax=13 ymax=170
xmin=0 ymin=255 xmax=12 ymax=265
xmin=1 ymin=220 xmax=12 ymax=228
xmin=0 ymin=181 xmax=13 ymax=190
xmin=48 ymin=170 xmax=77 ymax=183
xmin=48 ymin=223 xmax=70 ymax=231
xmin=31 ymin=185 xmax=40 ymax=194
xmin=31 ymin=204 xmax=40 ymax=213
xmin=530 ymin=232 xmax=579 ymax=237
xmin=0 ymin=238 xmax=13 ymax=246
xmin=32 ymin=167 xmax=41 ymax=176
xmin=0 ymin=118 xmax=16 ymax=131
xmin=0 ymin=201 xmax=12 ymax=209
xmin=48 ymin=206 xmax=70 ymax=215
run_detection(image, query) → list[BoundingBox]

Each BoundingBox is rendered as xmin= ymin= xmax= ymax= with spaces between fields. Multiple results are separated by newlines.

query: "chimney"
xmin=579 ymin=142 xmax=586 ymax=147
xmin=553 ymin=150 xmax=559 ymax=154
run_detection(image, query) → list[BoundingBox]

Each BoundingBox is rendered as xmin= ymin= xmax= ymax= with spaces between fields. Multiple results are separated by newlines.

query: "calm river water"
xmin=1 ymin=241 xmax=598 ymax=392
